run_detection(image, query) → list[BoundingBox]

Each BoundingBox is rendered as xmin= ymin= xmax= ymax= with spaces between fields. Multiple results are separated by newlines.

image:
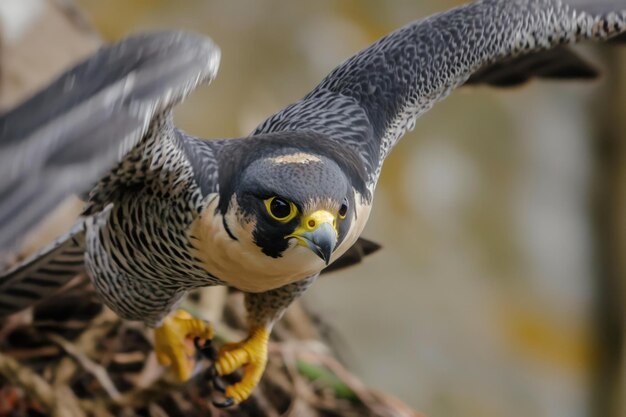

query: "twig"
xmin=310 ymin=354 xmax=422 ymax=417
xmin=0 ymin=351 xmax=85 ymax=417
xmin=47 ymin=333 xmax=122 ymax=401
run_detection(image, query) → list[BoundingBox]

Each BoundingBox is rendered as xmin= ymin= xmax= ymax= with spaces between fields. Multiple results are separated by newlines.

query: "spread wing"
xmin=465 ymin=46 xmax=600 ymax=86
xmin=0 ymin=31 xmax=220 ymax=251
xmin=254 ymin=0 xmax=626 ymax=187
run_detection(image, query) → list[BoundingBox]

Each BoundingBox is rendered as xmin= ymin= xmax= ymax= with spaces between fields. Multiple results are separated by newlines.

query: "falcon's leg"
xmin=154 ymin=309 xmax=214 ymax=381
xmin=214 ymin=324 xmax=269 ymax=404
xmin=214 ymin=275 xmax=317 ymax=405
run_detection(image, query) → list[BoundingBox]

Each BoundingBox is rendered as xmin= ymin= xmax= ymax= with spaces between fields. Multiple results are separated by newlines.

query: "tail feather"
xmin=0 ymin=222 xmax=86 ymax=317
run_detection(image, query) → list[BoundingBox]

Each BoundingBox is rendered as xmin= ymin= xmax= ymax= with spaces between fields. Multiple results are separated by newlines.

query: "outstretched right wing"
xmin=0 ymin=30 xmax=221 ymax=251
xmin=254 ymin=0 xmax=626 ymax=189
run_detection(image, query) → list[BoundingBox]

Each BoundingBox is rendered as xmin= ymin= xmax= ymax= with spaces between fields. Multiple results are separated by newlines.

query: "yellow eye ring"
xmin=264 ymin=197 xmax=298 ymax=222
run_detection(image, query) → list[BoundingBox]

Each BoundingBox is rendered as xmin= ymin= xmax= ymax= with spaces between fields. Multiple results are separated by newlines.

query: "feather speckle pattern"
xmin=255 ymin=0 xmax=626 ymax=188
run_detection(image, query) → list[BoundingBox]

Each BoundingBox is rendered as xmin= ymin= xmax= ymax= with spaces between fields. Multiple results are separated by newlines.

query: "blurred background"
xmin=1 ymin=1 xmax=624 ymax=417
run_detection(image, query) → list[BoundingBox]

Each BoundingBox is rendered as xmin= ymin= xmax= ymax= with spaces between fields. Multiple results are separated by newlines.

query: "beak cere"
xmin=287 ymin=210 xmax=338 ymax=265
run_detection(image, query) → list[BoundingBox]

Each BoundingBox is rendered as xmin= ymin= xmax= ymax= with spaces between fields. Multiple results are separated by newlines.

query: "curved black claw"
xmin=194 ymin=338 xmax=234 ymax=406
xmin=212 ymin=396 xmax=235 ymax=409
xmin=194 ymin=337 xmax=217 ymax=361
xmin=208 ymin=365 xmax=227 ymax=393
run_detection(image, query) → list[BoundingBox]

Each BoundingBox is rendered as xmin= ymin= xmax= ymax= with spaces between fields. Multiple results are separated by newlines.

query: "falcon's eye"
xmin=338 ymin=199 xmax=349 ymax=219
xmin=264 ymin=197 xmax=297 ymax=222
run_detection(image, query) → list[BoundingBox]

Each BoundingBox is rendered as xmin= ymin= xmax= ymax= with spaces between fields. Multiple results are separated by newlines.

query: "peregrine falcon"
xmin=1 ymin=0 xmax=625 ymax=406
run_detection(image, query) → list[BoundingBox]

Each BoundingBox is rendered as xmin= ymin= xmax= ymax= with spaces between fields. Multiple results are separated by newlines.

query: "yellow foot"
xmin=215 ymin=325 xmax=269 ymax=404
xmin=154 ymin=309 xmax=214 ymax=381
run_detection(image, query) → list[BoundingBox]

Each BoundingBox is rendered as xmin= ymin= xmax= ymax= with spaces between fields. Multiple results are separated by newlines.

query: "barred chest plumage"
xmin=82 ymin=121 xmax=223 ymax=325
xmin=83 ymin=188 xmax=223 ymax=326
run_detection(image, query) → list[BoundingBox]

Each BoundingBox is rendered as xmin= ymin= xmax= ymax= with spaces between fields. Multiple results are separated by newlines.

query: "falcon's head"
xmin=193 ymin=132 xmax=371 ymax=291
xmin=232 ymin=149 xmax=353 ymax=264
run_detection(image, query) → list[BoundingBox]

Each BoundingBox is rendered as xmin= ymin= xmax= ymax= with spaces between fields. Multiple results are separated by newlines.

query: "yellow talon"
xmin=215 ymin=325 xmax=270 ymax=404
xmin=154 ymin=309 xmax=214 ymax=381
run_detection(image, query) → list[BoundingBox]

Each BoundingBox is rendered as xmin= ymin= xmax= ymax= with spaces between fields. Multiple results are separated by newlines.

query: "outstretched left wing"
xmin=0 ymin=31 xmax=221 ymax=251
xmin=254 ymin=0 xmax=626 ymax=188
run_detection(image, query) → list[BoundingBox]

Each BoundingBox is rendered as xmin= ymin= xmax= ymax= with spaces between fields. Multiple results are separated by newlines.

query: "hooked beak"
xmin=286 ymin=210 xmax=337 ymax=265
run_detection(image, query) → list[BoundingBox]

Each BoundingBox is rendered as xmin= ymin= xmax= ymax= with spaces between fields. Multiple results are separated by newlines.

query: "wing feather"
xmin=0 ymin=30 xmax=221 ymax=251
xmin=0 ymin=222 xmax=85 ymax=318
xmin=255 ymin=0 xmax=626 ymax=186
xmin=465 ymin=46 xmax=599 ymax=87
